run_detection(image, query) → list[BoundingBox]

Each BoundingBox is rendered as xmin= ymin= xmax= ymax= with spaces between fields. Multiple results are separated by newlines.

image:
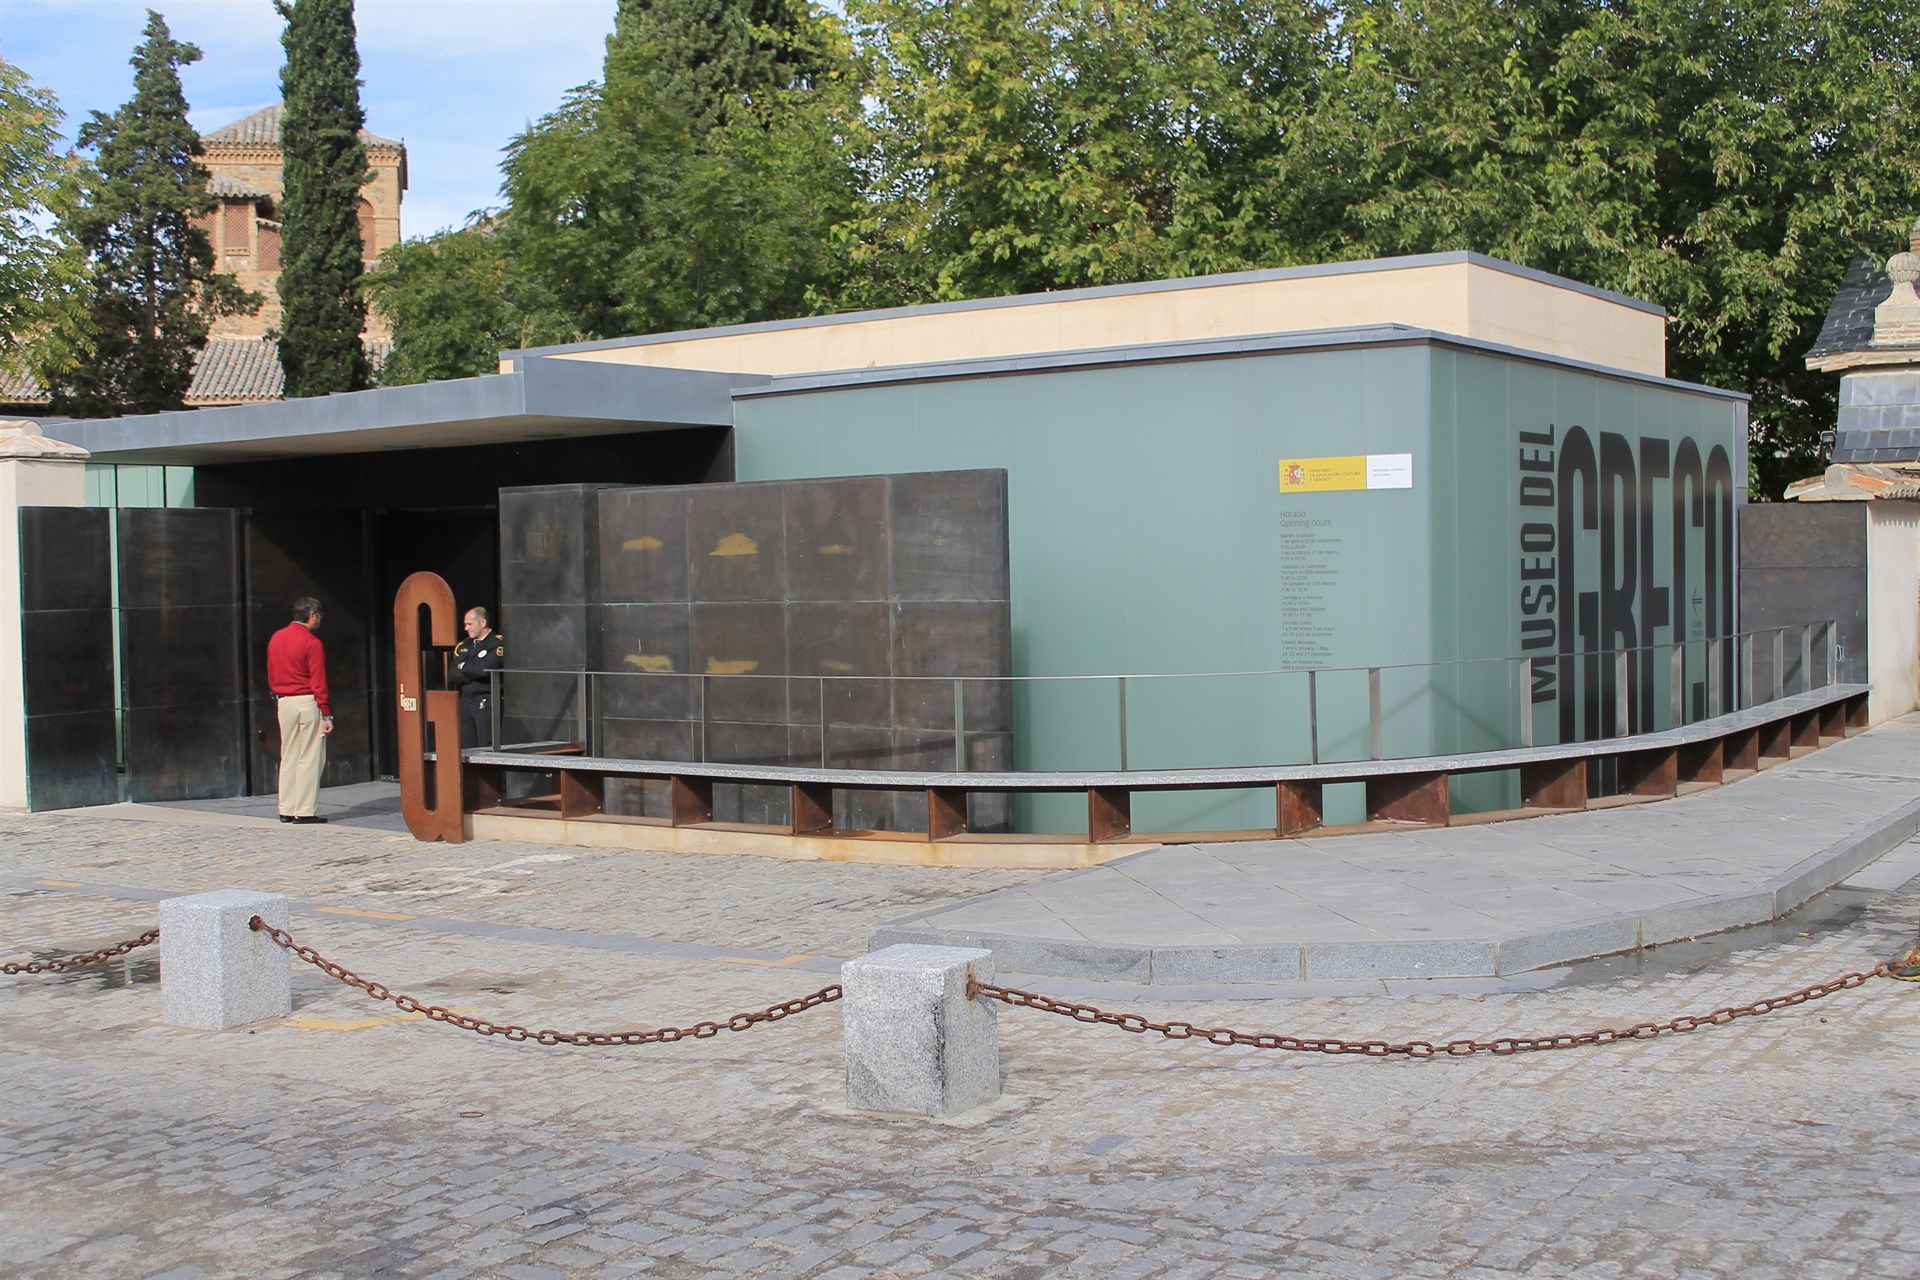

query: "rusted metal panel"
xmin=1520 ymin=758 xmax=1588 ymax=810
xmin=395 ymin=571 xmax=464 ymax=843
xmin=1366 ymin=771 xmax=1449 ymax=826
xmin=1276 ymin=780 xmax=1324 ymax=835
xmin=1088 ymin=787 xmax=1131 ymax=842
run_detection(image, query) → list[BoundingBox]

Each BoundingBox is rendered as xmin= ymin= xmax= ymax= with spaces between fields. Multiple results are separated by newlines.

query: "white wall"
xmin=1867 ymin=500 xmax=1920 ymax=723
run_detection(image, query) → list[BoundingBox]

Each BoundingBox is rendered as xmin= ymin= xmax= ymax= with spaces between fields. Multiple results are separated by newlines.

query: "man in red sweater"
xmin=267 ymin=596 xmax=333 ymax=824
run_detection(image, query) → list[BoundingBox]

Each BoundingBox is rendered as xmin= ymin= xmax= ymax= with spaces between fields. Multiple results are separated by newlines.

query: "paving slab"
xmin=876 ymin=714 xmax=1920 ymax=984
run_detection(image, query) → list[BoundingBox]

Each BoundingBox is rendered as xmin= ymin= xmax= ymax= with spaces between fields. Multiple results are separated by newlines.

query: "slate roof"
xmin=1805 ymin=258 xmax=1890 ymax=360
xmin=0 ymin=339 xmax=285 ymax=408
xmin=201 ymin=103 xmax=402 ymax=149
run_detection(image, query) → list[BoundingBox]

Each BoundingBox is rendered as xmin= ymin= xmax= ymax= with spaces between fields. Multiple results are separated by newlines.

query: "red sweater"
xmin=266 ymin=621 xmax=331 ymax=715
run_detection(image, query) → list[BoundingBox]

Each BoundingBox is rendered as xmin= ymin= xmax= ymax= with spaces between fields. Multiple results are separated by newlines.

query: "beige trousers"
xmin=276 ymin=695 xmax=326 ymax=817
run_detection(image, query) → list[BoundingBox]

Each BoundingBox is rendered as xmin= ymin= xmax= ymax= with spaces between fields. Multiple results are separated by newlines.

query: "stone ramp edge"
xmin=870 ymin=797 xmax=1920 ymax=986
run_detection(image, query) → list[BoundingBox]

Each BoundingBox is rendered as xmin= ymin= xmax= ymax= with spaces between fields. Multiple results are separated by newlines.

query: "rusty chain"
xmin=2 ymin=929 xmax=160 ymax=975
xmin=972 ymin=956 xmax=1915 ymax=1059
xmin=248 ymin=916 xmax=840 ymax=1046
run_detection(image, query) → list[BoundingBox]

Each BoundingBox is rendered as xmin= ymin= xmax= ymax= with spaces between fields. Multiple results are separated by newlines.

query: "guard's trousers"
xmin=277 ymin=694 xmax=326 ymax=817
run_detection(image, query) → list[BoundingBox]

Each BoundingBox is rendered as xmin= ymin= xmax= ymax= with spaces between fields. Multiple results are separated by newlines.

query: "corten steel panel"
xmin=600 ymin=716 xmax=697 ymax=763
xmin=892 ymin=602 xmax=1014 ymax=732
xmin=19 ymin=507 xmax=117 ymax=810
xmin=116 ymin=507 xmax=247 ymax=802
xmin=786 ymin=475 xmax=889 ymax=602
xmin=124 ymin=703 xmax=247 ymax=802
xmin=592 ymin=603 xmax=693 ymax=720
xmin=22 ymin=609 xmax=117 ymax=719
xmin=691 ymin=601 xmax=788 ymax=724
xmin=499 ymin=485 xmax=595 ymax=606
xmin=121 ymin=606 xmax=244 ymax=710
xmin=888 ymin=469 xmax=1010 ymax=602
xmin=705 ymin=720 xmax=793 ymax=824
xmin=117 ymin=507 xmax=240 ymax=610
xmin=244 ymin=511 xmax=372 ymax=793
xmin=20 ymin=507 xmax=109 ymax=613
xmin=786 ymin=601 xmax=891 ymax=728
xmin=598 ymin=485 xmax=691 ymax=603
xmin=504 ymin=606 xmax=591 ymax=742
xmin=688 ymin=483 xmax=786 ymax=602
xmin=825 ymin=722 xmax=896 ymax=831
xmin=24 ymin=711 xmax=117 ymax=811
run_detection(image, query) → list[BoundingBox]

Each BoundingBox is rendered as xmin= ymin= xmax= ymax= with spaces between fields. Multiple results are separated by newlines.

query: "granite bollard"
xmin=842 ymin=943 xmax=999 ymax=1117
xmin=159 ymin=890 xmax=293 ymax=1030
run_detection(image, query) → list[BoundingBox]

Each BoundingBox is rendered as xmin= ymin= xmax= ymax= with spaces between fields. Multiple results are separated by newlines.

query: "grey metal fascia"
xmin=45 ymin=357 xmax=756 ymax=462
xmin=47 ymin=370 xmax=530 ymax=458
xmin=730 ymin=325 xmax=1748 ymax=403
xmin=501 ymin=252 xmax=1666 ymax=363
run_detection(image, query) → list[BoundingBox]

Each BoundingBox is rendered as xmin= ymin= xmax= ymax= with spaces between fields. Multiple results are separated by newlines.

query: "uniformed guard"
xmin=448 ymin=606 xmax=505 ymax=750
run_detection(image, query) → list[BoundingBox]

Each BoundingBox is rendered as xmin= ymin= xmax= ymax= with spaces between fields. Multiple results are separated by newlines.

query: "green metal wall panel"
xmin=735 ymin=339 xmax=1744 ymax=832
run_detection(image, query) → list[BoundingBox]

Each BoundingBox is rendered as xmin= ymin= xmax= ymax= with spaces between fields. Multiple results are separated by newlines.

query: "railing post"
xmin=1771 ymin=629 xmax=1785 ymax=702
xmin=576 ymin=669 xmax=589 ymax=751
xmin=1307 ymin=668 xmax=1320 ymax=764
xmin=819 ymin=675 xmax=828 ymax=767
xmin=489 ymin=668 xmax=502 ymax=749
xmin=1709 ymin=638 xmax=1726 ymax=717
xmin=1116 ymin=676 xmax=1129 ymax=772
xmin=698 ymin=673 xmax=709 ymax=763
xmin=953 ymin=677 xmax=966 ymax=771
xmin=1518 ymin=658 xmax=1533 ymax=748
xmin=1739 ymin=633 xmax=1753 ymax=711
xmin=1825 ymin=619 xmax=1837 ymax=686
xmin=1367 ymin=667 xmax=1382 ymax=760
xmin=1614 ymin=650 xmax=1630 ymax=737
xmin=1799 ymin=624 xmax=1814 ymax=696
xmin=1669 ymin=643 xmax=1685 ymax=728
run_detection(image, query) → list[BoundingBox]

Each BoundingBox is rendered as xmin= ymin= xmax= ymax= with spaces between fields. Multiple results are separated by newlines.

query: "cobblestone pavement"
xmin=4 ymin=808 xmax=1919 ymax=1279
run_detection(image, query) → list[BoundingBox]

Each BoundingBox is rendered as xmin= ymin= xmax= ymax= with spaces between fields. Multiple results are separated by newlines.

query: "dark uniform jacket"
xmin=449 ymin=630 xmax=505 ymax=700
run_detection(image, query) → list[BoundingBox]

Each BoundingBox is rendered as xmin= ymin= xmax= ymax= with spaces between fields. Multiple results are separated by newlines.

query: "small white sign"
xmin=1366 ymin=454 xmax=1414 ymax=489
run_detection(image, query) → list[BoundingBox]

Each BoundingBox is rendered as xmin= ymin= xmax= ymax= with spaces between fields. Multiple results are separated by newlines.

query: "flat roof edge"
xmin=501 ymin=253 xmax=1667 ymax=363
xmin=732 ymin=325 xmax=1746 ymax=402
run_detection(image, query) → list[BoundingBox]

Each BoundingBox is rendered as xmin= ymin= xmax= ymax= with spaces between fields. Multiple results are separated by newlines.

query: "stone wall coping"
xmin=459 ymin=683 xmax=1866 ymax=791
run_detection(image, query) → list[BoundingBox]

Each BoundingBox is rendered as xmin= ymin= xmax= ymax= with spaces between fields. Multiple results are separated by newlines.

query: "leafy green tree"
xmin=372 ymin=0 xmax=861 ymax=383
xmin=1304 ymin=0 xmax=1920 ymax=497
xmin=363 ymin=214 xmax=548 ymax=384
xmin=838 ymin=0 xmax=1334 ymax=305
xmin=0 ymin=59 xmax=89 ymax=379
xmin=275 ymin=0 xmax=372 ymax=397
xmin=45 ymin=12 xmax=256 ymax=417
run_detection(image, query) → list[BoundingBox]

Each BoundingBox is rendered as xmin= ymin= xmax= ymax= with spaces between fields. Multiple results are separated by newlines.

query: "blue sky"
xmin=0 ymin=0 xmax=619 ymax=238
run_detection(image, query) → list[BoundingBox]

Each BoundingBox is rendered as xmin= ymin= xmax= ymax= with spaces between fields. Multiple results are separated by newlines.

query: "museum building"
xmin=13 ymin=252 xmax=1775 ymax=833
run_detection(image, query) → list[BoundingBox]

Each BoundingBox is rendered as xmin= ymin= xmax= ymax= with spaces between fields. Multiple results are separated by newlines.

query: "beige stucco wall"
xmin=0 ymin=455 xmax=90 ymax=810
xmin=1867 ymin=501 xmax=1920 ymax=723
xmin=517 ymin=259 xmax=1667 ymax=380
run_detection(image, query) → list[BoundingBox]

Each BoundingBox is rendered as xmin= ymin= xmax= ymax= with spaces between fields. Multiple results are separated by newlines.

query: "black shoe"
xmin=289 ymin=815 xmax=328 ymax=825
xmin=279 ymin=815 xmax=293 ymax=823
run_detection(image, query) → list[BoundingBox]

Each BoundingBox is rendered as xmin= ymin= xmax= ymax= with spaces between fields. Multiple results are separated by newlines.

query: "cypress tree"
xmin=47 ymin=11 xmax=256 ymax=417
xmin=274 ymin=0 xmax=371 ymax=397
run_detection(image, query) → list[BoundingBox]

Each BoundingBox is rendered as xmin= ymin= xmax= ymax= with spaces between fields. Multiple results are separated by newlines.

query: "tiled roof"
xmin=201 ymin=103 xmax=402 ymax=149
xmin=189 ymin=338 xmax=285 ymax=402
xmin=208 ymin=175 xmax=273 ymax=200
xmin=0 ymin=363 xmax=44 ymax=406
xmin=0 ymin=338 xmax=285 ymax=408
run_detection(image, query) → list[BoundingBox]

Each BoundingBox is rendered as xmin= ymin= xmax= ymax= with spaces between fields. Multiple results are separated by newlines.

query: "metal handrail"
xmin=485 ymin=620 xmax=1842 ymax=772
